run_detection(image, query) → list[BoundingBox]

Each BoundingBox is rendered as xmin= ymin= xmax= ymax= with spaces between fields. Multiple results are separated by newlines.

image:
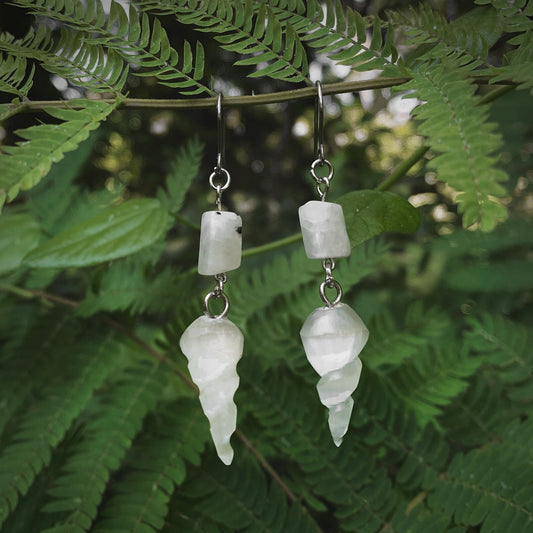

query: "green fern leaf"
xmin=0 ymin=99 xmax=117 ymax=213
xmin=157 ymin=136 xmax=204 ymax=215
xmin=464 ymin=314 xmax=533 ymax=406
xmin=136 ymin=0 xmax=310 ymax=82
xmin=77 ymin=262 xmax=195 ymax=316
xmin=491 ymin=33 xmax=533 ymax=94
xmin=0 ymin=310 xmax=78 ymax=438
xmin=11 ymin=0 xmax=213 ymax=95
xmin=386 ymin=347 xmax=482 ymax=424
xmin=399 ymin=55 xmax=508 ymax=230
xmin=178 ymin=455 xmax=322 ymax=533
xmin=40 ymin=360 xmax=167 ymax=533
xmin=0 ymin=333 xmax=125 ymax=528
xmin=429 ymin=434 xmax=533 ymax=531
xmin=0 ymin=53 xmax=34 ymax=97
xmin=89 ymin=401 xmax=208 ymax=533
xmin=271 ymin=1 xmax=403 ymax=75
xmin=363 ymin=303 xmax=451 ymax=370
xmin=388 ymin=4 xmax=502 ymax=63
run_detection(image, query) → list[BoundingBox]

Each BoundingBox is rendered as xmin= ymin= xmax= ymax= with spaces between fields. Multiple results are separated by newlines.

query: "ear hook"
xmin=314 ymin=80 xmax=325 ymax=162
xmin=209 ymin=93 xmax=231 ymax=211
xmin=216 ymin=92 xmax=225 ymax=171
xmin=310 ymin=81 xmax=333 ymax=201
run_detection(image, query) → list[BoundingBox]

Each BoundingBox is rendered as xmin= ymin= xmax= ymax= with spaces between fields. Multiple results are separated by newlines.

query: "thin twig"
xmin=0 ymin=284 xmax=300 ymax=506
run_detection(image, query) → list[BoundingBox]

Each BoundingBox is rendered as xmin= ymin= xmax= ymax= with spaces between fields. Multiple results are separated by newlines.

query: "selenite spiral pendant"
xmin=300 ymin=303 xmax=368 ymax=446
xmin=179 ymin=316 xmax=243 ymax=464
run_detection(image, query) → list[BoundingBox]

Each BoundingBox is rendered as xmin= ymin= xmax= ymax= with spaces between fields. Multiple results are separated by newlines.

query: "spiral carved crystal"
xmin=179 ymin=315 xmax=244 ymax=465
xmin=300 ymin=303 xmax=369 ymax=446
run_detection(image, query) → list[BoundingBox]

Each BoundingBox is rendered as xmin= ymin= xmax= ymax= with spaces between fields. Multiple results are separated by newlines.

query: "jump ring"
xmin=209 ymin=167 xmax=231 ymax=192
xmin=310 ymin=158 xmax=334 ymax=183
xmin=319 ymin=279 xmax=343 ymax=307
xmin=203 ymin=290 xmax=230 ymax=319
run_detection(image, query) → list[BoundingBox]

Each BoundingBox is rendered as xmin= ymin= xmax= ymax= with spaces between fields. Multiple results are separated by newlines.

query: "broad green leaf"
xmin=24 ymin=199 xmax=168 ymax=268
xmin=0 ymin=213 xmax=41 ymax=274
xmin=337 ymin=190 xmax=420 ymax=247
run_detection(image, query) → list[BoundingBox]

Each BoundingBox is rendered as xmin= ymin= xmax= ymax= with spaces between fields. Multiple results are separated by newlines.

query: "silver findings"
xmin=311 ymin=81 xmax=334 ymax=202
xmin=203 ymin=273 xmax=230 ymax=319
xmin=210 ymin=93 xmax=231 ymax=211
xmin=320 ymin=258 xmax=343 ymax=307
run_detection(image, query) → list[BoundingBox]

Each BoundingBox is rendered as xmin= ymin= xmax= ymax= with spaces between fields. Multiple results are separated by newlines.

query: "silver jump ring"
xmin=314 ymin=81 xmax=325 ymax=161
xmin=321 ymin=258 xmax=335 ymax=278
xmin=203 ymin=290 xmax=230 ymax=319
xmin=311 ymin=158 xmax=334 ymax=182
xmin=209 ymin=168 xmax=231 ymax=191
xmin=319 ymin=279 xmax=343 ymax=308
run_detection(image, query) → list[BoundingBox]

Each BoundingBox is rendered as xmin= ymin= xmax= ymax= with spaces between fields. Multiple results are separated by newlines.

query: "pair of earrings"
xmin=180 ymin=83 xmax=369 ymax=465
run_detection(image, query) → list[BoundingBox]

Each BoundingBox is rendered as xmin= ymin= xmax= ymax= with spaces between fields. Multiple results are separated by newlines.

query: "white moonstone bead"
xmin=298 ymin=201 xmax=351 ymax=259
xmin=198 ymin=211 xmax=242 ymax=276
xmin=179 ymin=315 xmax=244 ymax=465
xmin=300 ymin=303 xmax=369 ymax=446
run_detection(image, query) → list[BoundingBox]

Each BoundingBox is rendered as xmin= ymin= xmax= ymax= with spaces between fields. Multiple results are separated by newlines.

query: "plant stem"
xmin=376 ymin=145 xmax=430 ymax=192
xmin=18 ymin=78 xmax=408 ymax=112
xmin=242 ymin=232 xmax=303 ymax=257
xmin=174 ymin=213 xmax=201 ymax=231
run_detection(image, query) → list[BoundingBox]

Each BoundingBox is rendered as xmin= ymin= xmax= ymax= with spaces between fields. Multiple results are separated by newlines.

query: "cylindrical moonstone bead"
xmin=198 ymin=211 xmax=242 ymax=276
xmin=298 ymin=201 xmax=351 ymax=259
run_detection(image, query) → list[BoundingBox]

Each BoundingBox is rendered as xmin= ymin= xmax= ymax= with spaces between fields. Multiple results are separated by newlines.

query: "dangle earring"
xmin=179 ymin=94 xmax=244 ymax=465
xmin=299 ymin=82 xmax=369 ymax=447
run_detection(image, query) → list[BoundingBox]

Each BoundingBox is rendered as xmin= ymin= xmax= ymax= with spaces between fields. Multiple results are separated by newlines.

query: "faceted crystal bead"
xmin=198 ymin=211 xmax=242 ymax=276
xmin=300 ymin=303 xmax=368 ymax=446
xmin=179 ymin=315 xmax=244 ymax=465
xmin=298 ymin=201 xmax=351 ymax=259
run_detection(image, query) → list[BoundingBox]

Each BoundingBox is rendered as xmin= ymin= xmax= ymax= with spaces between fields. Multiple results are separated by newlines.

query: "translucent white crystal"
xmin=300 ymin=303 xmax=368 ymax=446
xmin=179 ymin=315 xmax=244 ymax=464
xmin=300 ymin=304 xmax=368 ymax=377
xmin=198 ymin=211 xmax=242 ymax=276
xmin=298 ymin=201 xmax=351 ymax=259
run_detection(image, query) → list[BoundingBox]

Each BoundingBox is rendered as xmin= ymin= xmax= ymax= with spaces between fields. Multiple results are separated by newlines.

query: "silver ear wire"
xmin=210 ymin=93 xmax=230 ymax=211
xmin=216 ymin=92 xmax=225 ymax=171
xmin=311 ymin=81 xmax=333 ymax=201
xmin=314 ymin=81 xmax=325 ymax=162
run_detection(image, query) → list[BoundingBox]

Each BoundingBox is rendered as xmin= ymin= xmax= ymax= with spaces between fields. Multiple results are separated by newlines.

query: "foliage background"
xmin=0 ymin=1 xmax=532 ymax=532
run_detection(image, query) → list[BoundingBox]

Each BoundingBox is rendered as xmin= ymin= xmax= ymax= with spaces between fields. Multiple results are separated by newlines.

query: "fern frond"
xmin=177 ymin=455 xmax=322 ymax=533
xmin=0 ymin=310 xmax=78 ymax=439
xmin=475 ymin=0 xmax=533 ymax=40
xmin=0 ymin=53 xmax=34 ymax=97
xmin=400 ymin=54 xmax=508 ymax=231
xmin=386 ymin=347 xmax=482 ymax=425
xmin=388 ymin=4 xmax=500 ymax=64
xmin=157 ymin=136 xmax=204 ymax=215
xmin=77 ymin=263 xmax=195 ymax=317
xmin=135 ymin=0 xmax=310 ymax=82
xmin=491 ymin=33 xmax=533 ymax=94
xmin=41 ymin=359 xmax=167 ymax=533
xmin=11 ymin=0 xmax=213 ymax=95
xmin=429 ymin=433 xmax=533 ymax=532
xmin=239 ymin=365 xmax=402 ymax=532
xmin=268 ymin=0 xmax=402 ymax=75
xmin=364 ymin=303 xmax=451 ymax=371
xmin=89 ymin=402 xmax=208 ymax=532
xmin=0 ymin=99 xmax=117 ymax=212
xmin=0 ymin=26 xmax=128 ymax=94
xmin=464 ymin=313 xmax=533 ymax=406
xmin=0 ymin=333 xmax=124 ymax=528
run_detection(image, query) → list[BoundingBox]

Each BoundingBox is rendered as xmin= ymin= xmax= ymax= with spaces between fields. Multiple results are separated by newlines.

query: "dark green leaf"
xmin=24 ymin=199 xmax=168 ymax=268
xmin=337 ymin=190 xmax=421 ymax=247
